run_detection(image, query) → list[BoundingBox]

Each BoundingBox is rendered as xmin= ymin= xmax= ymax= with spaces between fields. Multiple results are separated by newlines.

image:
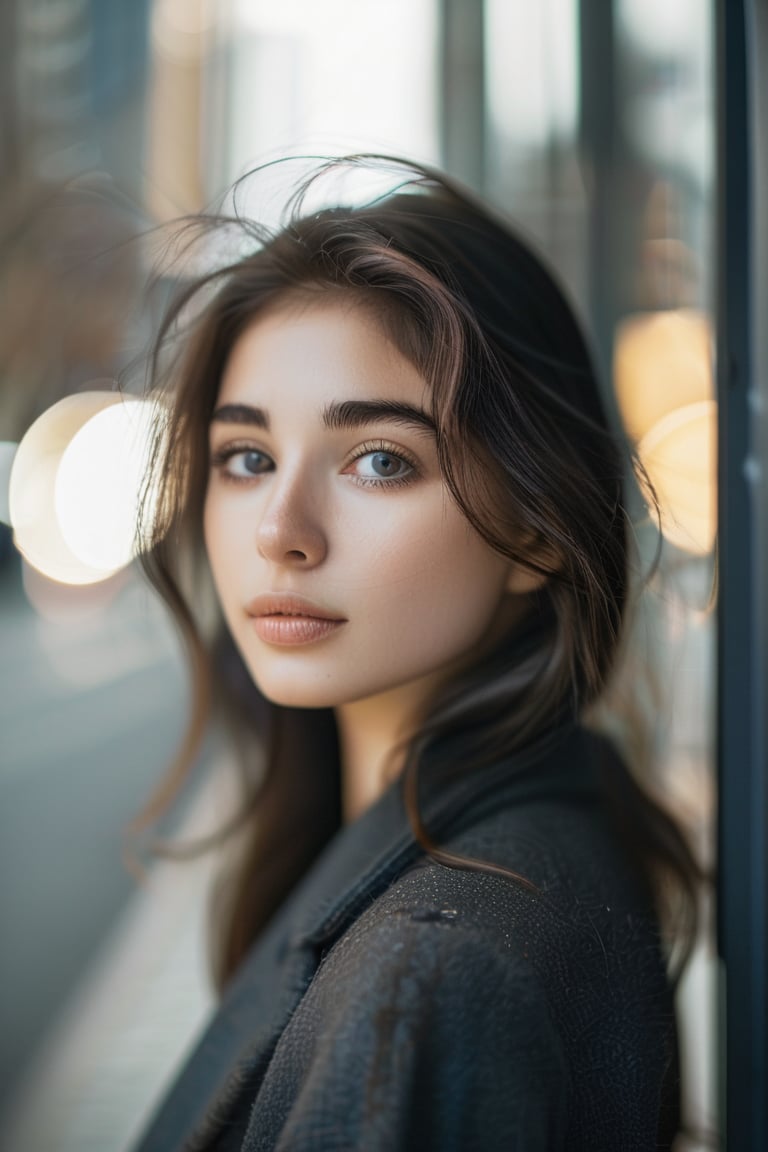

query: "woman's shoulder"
xmin=294 ymin=823 xmax=674 ymax=1150
xmin=330 ymin=729 xmax=670 ymax=1019
xmin=341 ymin=779 xmax=673 ymax=1063
xmin=347 ymin=794 xmax=666 ymax=1000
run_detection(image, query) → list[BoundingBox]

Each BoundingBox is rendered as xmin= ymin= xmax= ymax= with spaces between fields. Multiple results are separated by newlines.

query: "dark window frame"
xmin=716 ymin=1 xmax=768 ymax=1147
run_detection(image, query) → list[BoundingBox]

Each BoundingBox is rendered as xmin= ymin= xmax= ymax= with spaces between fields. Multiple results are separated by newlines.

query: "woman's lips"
xmin=252 ymin=616 xmax=344 ymax=645
xmin=246 ymin=594 xmax=346 ymax=647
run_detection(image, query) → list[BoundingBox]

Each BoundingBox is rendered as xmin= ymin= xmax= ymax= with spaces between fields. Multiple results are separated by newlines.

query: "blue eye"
xmin=353 ymin=450 xmax=413 ymax=481
xmin=237 ymin=450 xmax=271 ymax=475
xmin=212 ymin=447 xmax=273 ymax=479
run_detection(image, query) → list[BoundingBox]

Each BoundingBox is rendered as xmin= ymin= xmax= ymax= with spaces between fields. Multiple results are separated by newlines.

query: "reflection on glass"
xmin=614 ymin=307 xmax=716 ymax=556
xmin=0 ymin=2 xmax=720 ymax=1149
xmin=614 ymin=5 xmax=717 ymax=1144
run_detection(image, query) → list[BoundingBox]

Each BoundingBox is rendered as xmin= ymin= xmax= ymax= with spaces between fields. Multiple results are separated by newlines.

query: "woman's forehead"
xmin=216 ymin=298 xmax=431 ymax=414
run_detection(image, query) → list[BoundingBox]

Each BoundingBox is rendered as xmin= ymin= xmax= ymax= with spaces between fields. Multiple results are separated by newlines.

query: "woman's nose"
xmin=255 ymin=469 xmax=328 ymax=568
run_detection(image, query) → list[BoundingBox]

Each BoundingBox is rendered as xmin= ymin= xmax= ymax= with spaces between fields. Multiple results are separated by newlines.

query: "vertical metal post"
xmin=577 ymin=1 xmax=633 ymax=453
xmin=716 ymin=0 xmax=768 ymax=1146
xmin=578 ymin=0 xmax=617 ymax=385
xmin=0 ymin=1 xmax=19 ymax=186
xmin=438 ymin=0 xmax=486 ymax=192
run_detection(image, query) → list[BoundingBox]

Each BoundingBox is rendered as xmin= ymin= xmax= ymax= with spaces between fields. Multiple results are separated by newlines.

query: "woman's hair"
xmin=137 ymin=156 xmax=700 ymax=990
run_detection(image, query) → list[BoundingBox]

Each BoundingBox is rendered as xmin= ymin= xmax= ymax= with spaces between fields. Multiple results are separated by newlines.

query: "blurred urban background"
xmin=0 ymin=1 xmax=717 ymax=1149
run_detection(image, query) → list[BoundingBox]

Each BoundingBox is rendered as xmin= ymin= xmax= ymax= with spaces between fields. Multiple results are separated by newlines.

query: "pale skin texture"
xmin=204 ymin=297 xmax=544 ymax=821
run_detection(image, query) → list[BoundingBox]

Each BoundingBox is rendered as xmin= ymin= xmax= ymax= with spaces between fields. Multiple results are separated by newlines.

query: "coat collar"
xmin=135 ymin=721 xmax=601 ymax=1151
xmin=282 ymin=720 xmax=599 ymax=951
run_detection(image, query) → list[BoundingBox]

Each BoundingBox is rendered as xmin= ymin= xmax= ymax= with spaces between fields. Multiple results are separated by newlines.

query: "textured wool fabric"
xmin=133 ymin=726 xmax=678 ymax=1151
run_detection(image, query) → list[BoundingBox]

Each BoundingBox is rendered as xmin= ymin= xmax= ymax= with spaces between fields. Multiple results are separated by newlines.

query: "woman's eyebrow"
xmin=210 ymin=400 xmax=436 ymax=436
xmin=321 ymin=399 xmax=436 ymax=435
xmin=211 ymin=403 xmax=269 ymax=428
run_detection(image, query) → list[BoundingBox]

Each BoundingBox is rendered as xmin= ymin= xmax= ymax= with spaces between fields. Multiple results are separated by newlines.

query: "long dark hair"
xmin=137 ymin=156 xmax=699 ymax=990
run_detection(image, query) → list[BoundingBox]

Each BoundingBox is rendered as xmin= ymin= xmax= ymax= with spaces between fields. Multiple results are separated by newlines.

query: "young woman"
xmin=133 ymin=157 xmax=698 ymax=1151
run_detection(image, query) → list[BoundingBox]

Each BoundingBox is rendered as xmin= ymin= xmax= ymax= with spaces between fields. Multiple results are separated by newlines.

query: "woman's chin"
xmin=252 ymin=676 xmax=343 ymax=711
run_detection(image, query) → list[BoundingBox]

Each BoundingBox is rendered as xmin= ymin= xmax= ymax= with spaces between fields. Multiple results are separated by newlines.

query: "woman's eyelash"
xmin=345 ymin=440 xmax=419 ymax=488
xmin=210 ymin=443 xmax=272 ymax=481
xmin=209 ymin=439 xmax=420 ymax=487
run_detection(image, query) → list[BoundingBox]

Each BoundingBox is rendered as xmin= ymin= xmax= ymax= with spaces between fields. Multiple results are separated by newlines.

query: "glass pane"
xmin=0 ymin=2 xmax=719 ymax=1148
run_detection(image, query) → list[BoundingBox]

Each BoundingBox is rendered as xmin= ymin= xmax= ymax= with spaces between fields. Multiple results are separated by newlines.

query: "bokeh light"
xmin=55 ymin=400 xmax=158 ymax=573
xmin=638 ymin=399 xmax=717 ymax=556
xmin=8 ymin=393 xmax=160 ymax=585
xmin=614 ymin=308 xmax=716 ymax=556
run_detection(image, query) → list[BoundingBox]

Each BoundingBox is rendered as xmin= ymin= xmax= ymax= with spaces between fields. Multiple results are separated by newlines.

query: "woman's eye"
xmin=212 ymin=447 xmax=273 ymax=479
xmin=351 ymin=450 xmax=414 ymax=482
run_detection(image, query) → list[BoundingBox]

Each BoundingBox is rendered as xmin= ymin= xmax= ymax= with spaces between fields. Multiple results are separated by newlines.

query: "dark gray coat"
xmin=133 ymin=726 xmax=678 ymax=1151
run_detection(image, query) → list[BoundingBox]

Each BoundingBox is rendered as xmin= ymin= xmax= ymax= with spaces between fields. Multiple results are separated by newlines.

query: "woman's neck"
xmin=335 ymin=688 xmax=423 ymax=823
xmin=332 ymin=623 xmax=518 ymax=823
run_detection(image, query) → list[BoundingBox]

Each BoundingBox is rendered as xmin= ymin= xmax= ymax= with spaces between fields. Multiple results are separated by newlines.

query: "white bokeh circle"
xmin=55 ymin=400 xmax=158 ymax=572
xmin=9 ymin=392 xmax=161 ymax=585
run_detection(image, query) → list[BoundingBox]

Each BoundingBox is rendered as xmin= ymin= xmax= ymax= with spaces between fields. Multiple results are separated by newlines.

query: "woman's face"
xmin=204 ymin=296 xmax=530 ymax=716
